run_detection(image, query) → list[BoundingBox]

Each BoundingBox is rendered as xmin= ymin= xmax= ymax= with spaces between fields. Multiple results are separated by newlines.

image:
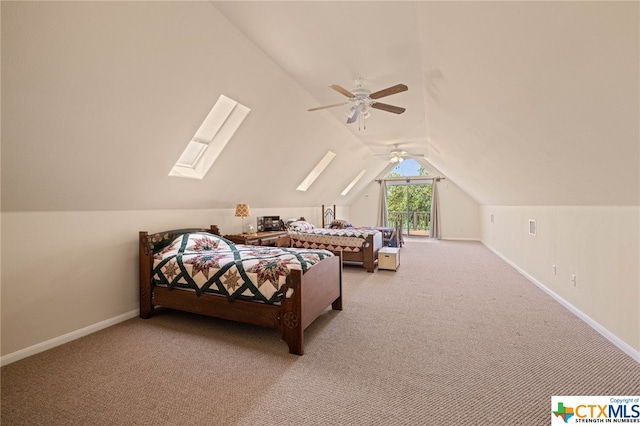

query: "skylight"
xmin=296 ymin=151 xmax=336 ymax=191
xmin=341 ymin=169 xmax=366 ymax=196
xmin=175 ymin=140 xmax=207 ymax=168
xmin=169 ymin=94 xmax=250 ymax=179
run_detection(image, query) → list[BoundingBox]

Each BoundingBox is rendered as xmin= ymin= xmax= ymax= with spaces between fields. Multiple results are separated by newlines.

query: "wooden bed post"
xmin=322 ymin=204 xmax=325 ymax=228
xmin=138 ymin=231 xmax=154 ymax=319
xmin=279 ymin=253 xmax=342 ymax=355
xmin=362 ymin=234 xmax=377 ymax=273
xmin=331 ymin=251 xmax=343 ymax=310
xmin=280 ymin=271 xmax=304 ymax=355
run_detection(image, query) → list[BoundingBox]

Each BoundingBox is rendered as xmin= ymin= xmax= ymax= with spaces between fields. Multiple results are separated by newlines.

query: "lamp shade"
xmin=235 ymin=203 xmax=250 ymax=218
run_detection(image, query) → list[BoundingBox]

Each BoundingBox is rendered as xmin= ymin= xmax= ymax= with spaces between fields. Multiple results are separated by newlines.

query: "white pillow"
xmin=288 ymin=221 xmax=315 ymax=232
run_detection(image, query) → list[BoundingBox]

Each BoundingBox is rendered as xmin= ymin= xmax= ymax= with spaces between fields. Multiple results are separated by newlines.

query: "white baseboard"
xmin=482 ymin=242 xmax=640 ymax=364
xmin=1 ymin=309 xmax=139 ymax=367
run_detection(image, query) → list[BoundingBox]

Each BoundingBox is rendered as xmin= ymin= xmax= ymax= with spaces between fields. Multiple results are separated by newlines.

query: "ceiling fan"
xmin=377 ymin=144 xmax=425 ymax=163
xmin=308 ymin=78 xmax=408 ymax=125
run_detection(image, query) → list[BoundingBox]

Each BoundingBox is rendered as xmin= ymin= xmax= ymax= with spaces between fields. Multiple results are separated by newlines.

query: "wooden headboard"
xmin=140 ymin=225 xmax=221 ymax=255
xmin=321 ymin=205 xmax=336 ymax=228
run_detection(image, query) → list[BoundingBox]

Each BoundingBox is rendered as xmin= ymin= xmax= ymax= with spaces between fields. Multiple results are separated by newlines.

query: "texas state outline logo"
xmin=551 ymin=396 xmax=640 ymax=425
xmin=552 ymin=401 xmax=575 ymax=423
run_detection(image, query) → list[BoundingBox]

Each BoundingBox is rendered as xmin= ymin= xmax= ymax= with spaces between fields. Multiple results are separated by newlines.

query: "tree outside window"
xmin=386 ymin=161 xmax=432 ymax=234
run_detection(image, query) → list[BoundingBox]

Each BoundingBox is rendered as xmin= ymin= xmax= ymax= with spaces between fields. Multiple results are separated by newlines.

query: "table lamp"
xmin=235 ymin=203 xmax=251 ymax=234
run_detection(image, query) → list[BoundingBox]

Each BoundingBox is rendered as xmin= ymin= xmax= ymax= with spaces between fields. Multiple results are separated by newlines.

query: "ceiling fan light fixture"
xmin=377 ymin=143 xmax=425 ymax=163
xmin=346 ymin=105 xmax=357 ymax=119
xmin=308 ymin=81 xmax=408 ymax=127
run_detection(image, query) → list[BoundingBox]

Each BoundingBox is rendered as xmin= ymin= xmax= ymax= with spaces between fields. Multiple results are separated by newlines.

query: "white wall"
xmin=1 ymin=1 xmax=372 ymax=213
xmin=349 ymin=178 xmax=479 ymax=240
xmin=348 ymin=181 xmax=380 ymax=226
xmin=480 ymin=205 xmax=640 ymax=354
xmin=0 ymin=207 xmax=318 ymax=360
xmin=437 ymin=179 xmax=479 ymax=239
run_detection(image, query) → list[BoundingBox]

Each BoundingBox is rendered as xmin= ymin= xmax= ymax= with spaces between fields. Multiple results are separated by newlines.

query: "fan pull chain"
xmin=358 ymin=111 xmax=366 ymax=131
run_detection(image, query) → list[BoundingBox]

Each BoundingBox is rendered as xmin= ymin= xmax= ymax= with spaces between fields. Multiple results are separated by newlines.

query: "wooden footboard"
xmin=340 ymin=233 xmax=378 ymax=273
xmin=139 ymin=226 xmax=342 ymax=355
xmin=280 ymin=252 xmax=342 ymax=355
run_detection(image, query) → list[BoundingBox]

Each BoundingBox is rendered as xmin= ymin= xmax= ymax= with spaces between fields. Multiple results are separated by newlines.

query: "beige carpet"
xmin=2 ymin=238 xmax=639 ymax=425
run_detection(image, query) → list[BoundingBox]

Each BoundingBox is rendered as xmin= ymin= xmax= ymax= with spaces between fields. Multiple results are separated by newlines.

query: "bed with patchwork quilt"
xmin=320 ymin=204 xmax=403 ymax=248
xmin=287 ymin=223 xmax=382 ymax=273
xmin=139 ymin=226 xmax=342 ymax=355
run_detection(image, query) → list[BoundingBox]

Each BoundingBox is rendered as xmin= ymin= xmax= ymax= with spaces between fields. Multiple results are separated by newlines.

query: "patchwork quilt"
xmin=152 ymin=233 xmax=334 ymax=304
xmin=289 ymin=227 xmax=383 ymax=252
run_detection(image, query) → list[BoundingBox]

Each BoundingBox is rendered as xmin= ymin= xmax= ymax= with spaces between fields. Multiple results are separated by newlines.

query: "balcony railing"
xmin=389 ymin=210 xmax=431 ymax=235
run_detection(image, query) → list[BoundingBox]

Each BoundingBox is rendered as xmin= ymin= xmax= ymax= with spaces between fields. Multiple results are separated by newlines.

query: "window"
xmin=385 ymin=159 xmax=432 ymax=236
xmin=341 ymin=169 xmax=367 ymax=196
xmin=389 ymin=158 xmax=429 ymax=177
xmin=175 ymin=140 xmax=208 ymax=168
xmin=296 ymin=151 xmax=336 ymax=191
xmin=169 ymin=94 xmax=250 ymax=179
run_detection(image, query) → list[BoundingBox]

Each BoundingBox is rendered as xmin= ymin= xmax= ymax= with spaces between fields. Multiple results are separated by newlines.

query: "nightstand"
xmin=224 ymin=230 xmax=289 ymax=247
xmin=378 ymin=247 xmax=400 ymax=271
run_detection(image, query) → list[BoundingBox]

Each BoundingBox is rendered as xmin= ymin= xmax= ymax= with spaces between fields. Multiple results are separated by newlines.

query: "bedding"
xmin=288 ymin=227 xmax=383 ymax=253
xmin=287 ymin=220 xmax=316 ymax=232
xmin=288 ymin=225 xmax=382 ymax=273
xmin=152 ymin=232 xmax=334 ymax=304
xmin=328 ymin=219 xmax=352 ymax=229
xmin=319 ymin=204 xmax=402 ymax=247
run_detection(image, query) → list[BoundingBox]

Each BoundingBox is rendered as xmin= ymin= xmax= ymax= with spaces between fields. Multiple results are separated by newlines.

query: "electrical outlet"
xmin=571 ymin=274 xmax=576 ymax=287
xmin=553 ymin=265 xmax=557 ymax=275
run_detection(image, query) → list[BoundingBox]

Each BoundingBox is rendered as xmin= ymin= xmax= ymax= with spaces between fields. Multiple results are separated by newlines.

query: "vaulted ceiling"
xmin=2 ymin=1 xmax=638 ymax=212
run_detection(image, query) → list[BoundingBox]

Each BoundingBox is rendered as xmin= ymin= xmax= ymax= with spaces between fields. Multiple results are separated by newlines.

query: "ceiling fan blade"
xmin=308 ymin=102 xmax=348 ymax=112
xmin=346 ymin=107 xmax=359 ymax=124
xmin=371 ymin=102 xmax=406 ymax=114
xmin=329 ymin=84 xmax=355 ymax=98
xmin=369 ymin=84 xmax=408 ymax=100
